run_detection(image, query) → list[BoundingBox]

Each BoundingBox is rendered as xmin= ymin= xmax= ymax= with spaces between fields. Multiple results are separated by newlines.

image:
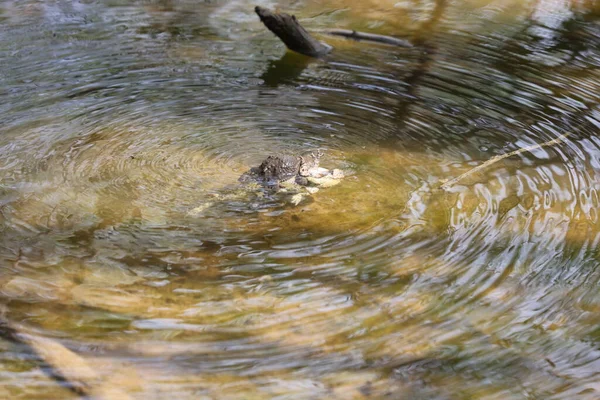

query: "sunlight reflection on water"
xmin=0 ymin=0 xmax=600 ymax=398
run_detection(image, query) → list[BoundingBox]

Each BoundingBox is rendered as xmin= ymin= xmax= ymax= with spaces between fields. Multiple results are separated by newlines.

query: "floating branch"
xmin=255 ymin=6 xmax=412 ymax=57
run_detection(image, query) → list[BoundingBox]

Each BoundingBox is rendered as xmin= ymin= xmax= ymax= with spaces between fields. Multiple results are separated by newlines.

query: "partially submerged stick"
xmin=315 ymin=28 xmax=412 ymax=48
xmin=255 ymin=6 xmax=412 ymax=57
xmin=0 ymin=316 xmax=133 ymax=399
xmin=255 ymin=6 xmax=332 ymax=57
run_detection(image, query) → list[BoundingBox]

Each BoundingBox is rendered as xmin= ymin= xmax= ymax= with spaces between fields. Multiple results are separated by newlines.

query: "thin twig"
xmin=440 ymin=131 xmax=574 ymax=190
xmin=314 ymin=29 xmax=413 ymax=48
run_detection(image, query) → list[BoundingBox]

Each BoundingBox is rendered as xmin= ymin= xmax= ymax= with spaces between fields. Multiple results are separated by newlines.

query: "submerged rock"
xmin=188 ymin=151 xmax=345 ymax=214
xmin=239 ymin=150 xmax=344 ymax=205
xmin=239 ymin=149 xmax=324 ymax=186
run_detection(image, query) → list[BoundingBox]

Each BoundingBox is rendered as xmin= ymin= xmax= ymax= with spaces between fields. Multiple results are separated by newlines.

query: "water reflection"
xmin=0 ymin=0 xmax=600 ymax=398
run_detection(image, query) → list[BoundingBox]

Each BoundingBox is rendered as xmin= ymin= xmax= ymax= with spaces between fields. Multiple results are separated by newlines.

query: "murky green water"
xmin=1 ymin=0 xmax=599 ymax=398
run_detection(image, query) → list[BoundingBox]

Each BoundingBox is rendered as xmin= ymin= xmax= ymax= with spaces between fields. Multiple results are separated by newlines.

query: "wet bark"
xmin=255 ymin=6 xmax=332 ymax=58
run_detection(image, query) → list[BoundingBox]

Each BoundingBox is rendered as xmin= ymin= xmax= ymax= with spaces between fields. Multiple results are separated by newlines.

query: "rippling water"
xmin=1 ymin=0 xmax=600 ymax=398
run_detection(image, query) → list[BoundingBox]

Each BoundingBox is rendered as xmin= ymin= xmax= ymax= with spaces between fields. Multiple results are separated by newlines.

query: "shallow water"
xmin=1 ymin=0 xmax=600 ymax=398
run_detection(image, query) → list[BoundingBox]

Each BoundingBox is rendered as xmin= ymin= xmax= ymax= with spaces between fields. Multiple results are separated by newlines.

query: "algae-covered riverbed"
xmin=1 ymin=0 xmax=600 ymax=398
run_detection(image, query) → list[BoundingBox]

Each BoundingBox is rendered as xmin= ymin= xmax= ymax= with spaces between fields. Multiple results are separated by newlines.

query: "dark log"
xmin=255 ymin=6 xmax=332 ymax=57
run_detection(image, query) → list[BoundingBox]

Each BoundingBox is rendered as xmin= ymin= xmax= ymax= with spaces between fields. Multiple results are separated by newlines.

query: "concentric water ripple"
xmin=1 ymin=0 xmax=600 ymax=399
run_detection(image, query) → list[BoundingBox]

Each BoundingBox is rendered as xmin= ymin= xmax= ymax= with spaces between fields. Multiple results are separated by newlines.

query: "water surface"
xmin=1 ymin=0 xmax=600 ymax=398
